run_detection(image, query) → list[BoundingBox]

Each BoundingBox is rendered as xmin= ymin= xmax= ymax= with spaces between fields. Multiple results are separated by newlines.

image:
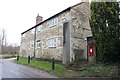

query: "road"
xmin=0 ymin=58 xmax=57 ymax=78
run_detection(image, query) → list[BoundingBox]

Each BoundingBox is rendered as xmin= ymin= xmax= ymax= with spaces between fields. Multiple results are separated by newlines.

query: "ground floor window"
xmin=37 ymin=40 xmax=42 ymax=48
xmin=31 ymin=43 xmax=34 ymax=48
xmin=49 ymin=38 xmax=57 ymax=48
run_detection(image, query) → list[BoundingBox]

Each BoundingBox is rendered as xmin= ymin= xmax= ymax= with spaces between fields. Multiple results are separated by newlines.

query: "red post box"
xmin=88 ymin=45 xmax=94 ymax=56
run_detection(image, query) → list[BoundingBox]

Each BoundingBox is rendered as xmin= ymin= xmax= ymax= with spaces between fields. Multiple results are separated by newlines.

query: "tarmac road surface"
xmin=0 ymin=58 xmax=57 ymax=78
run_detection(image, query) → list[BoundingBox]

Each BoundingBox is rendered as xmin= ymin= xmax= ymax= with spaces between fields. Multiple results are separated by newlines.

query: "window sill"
xmin=37 ymin=30 xmax=42 ymax=32
xmin=49 ymin=25 xmax=57 ymax=28
xmin=49 ymin=47 xmax=57 ymax=48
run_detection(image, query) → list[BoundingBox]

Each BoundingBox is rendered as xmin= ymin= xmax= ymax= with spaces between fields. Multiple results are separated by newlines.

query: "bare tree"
xmin=1 ymin=29 xmax=6 ymax=54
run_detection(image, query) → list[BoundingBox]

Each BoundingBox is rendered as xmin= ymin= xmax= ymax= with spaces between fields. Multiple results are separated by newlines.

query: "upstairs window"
xmin=37 ymin=25 xmax=43 ymax=32
xmin=49 ymin=17 xmax=58 ymax=27
xmin=49 ymin=38 xmax=57 ymax=48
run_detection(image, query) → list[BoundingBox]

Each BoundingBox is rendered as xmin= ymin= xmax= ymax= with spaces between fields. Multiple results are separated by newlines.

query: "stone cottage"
xmin=20 ymin=2 xmax=92 ymax=64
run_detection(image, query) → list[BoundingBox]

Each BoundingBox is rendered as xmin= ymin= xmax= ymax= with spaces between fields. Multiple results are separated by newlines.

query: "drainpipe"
xmin=70 ymin=12 xmax=73 ymax=62
xmin=33 ymin=28 xmax=37 ymax=58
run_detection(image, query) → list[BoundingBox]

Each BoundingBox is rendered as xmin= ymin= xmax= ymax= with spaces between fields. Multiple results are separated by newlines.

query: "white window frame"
xmin=37 ymin=40 xmax=42 ymax=48
xmin=54 ymin=17 xmax=58 ymax=25
xmin=37 ymin=25 xmax=43 ymax=32
xmin=49 ymin=20 xmax=53 ymax=27
xmin=49 ymin=37 xmax=57 ymax=48
xmin=49 ymin=17 xmax=58 ymax=27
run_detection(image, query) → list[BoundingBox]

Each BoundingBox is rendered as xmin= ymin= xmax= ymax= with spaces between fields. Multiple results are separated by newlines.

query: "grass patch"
xmin=14 ymin=57 xmax=119 ymax=78
xmin=77 ymin=63 xmax=119 ymax=77
xmin=15 ymin=57 xmax=66 ymax=77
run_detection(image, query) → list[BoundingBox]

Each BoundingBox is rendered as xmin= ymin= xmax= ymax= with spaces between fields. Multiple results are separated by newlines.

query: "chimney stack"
xmin=36 ymin=14 xmax=43 ymax=25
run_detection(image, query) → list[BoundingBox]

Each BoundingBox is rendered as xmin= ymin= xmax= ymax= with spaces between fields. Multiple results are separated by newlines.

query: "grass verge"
xmin=77 ymin=63 xmax=119 ymax=77
xmin=15 ymin=57 xmax=66 ymax=77
xmin=14 ymin=57 xmax=119 ymax=78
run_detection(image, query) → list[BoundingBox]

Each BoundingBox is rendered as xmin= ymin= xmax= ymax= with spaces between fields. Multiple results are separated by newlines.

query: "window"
xmin=37 ymin=40 xmax=42 ymax=48
xmin=54 ymin=18 xmax=58 ymax=25
xmin=49 ymin=38 xmax=57 ymax=48
xmin=30 ymin=41 xmax=34 ymax=48
xmin=37 ymin=25 xmax=43 ymax=32
xmin=49 ymin=17 xmax=58 ymax=27
xmin=31 ymin=28 xmax=35 ymax=34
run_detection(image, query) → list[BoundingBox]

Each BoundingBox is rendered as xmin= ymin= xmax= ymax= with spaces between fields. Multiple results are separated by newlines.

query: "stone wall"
xmin=35 ymin=11 xmax=70 ymax=60
xmin=20 ymin=11 xmax=70 ymax=60
xmin=70 ymin=2 xmax=92 ymax=61
xmin=20 ymin=2 xmax=92 ymax=62
xmin=20 ymin=29 xmax=35 ymax=57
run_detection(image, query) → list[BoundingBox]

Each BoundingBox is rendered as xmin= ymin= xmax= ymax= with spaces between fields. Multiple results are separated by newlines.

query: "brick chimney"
xmin=36 ymin=14 xmax=43 ymax=25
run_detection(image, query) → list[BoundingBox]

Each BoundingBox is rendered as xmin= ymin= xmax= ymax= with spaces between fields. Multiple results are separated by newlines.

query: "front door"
xmin=63 ymin=22 xmax=70 ymax=64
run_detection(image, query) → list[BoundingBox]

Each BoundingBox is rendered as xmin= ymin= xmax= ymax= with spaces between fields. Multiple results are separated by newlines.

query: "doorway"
xmin=63 ymin=22 xmax=70 ymax=64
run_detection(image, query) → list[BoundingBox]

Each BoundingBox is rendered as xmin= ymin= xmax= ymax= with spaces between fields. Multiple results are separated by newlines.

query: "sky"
xmin=0 ymin=0 xmax=119 ymax=46
xmin=0 ymin=0 xmax=82 ymax=46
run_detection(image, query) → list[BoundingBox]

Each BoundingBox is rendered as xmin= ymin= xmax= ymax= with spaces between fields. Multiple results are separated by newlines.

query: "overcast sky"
xmin=0 ymin=0 xmax=119 ymax=46
xmin=0 ymin=0 xmax=82 ymax=46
